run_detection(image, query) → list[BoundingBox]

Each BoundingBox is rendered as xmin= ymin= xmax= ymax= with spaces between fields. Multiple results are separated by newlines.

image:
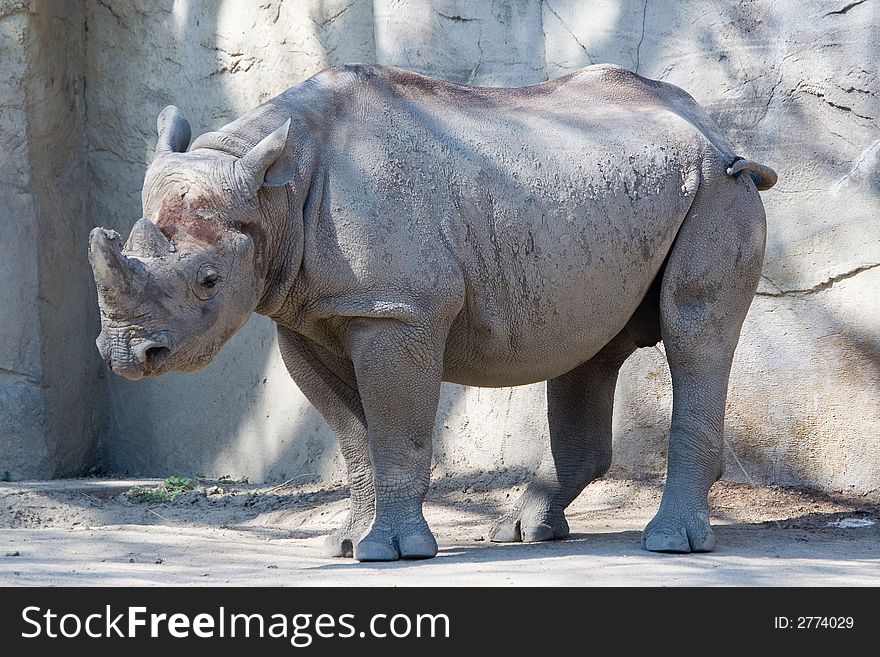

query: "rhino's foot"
xmin=353 ymin=517 xmax=438 ymax=562
xmin=642 ymin=507 xmax=715 ymax=553
xmin=490 ymin=494 xmax=570 ymax=543
xmin=322 ymin=513 xmax=373 ymax=558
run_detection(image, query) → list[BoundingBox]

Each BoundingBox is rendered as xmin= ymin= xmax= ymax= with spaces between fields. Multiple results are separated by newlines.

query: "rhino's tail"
xmin=726 ymin=157 xmax=778 ymax=191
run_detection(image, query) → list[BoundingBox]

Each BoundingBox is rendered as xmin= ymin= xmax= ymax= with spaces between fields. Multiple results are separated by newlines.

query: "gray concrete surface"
xmin=0 ymin=1 xmax=877 ymax=495
xmin=5 ymin=524 xmax=878 ymax=586
xmin=1 ymin=477 xmax=878 ymax=585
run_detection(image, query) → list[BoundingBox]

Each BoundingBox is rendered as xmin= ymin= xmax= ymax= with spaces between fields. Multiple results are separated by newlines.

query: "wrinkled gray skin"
xmin=90 ymin=64 xmax=776 ymax=561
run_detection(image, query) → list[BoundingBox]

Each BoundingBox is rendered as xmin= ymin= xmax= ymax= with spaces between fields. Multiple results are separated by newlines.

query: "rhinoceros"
xmin=89 ymin=63 xmax=776 ymax=561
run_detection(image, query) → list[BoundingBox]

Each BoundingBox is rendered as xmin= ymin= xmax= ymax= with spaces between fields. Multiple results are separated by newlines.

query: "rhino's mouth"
xmin=175 ymin=340 xmax=223 ymax=373
xmin=97 ymin=329 xmax=175 ymax=381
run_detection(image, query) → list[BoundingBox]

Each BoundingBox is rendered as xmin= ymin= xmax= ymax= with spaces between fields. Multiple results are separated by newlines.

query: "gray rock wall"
xmin=0 ymin=0 xmax=104 ymax=479
xmin=1 ymin=1 xmax=877 ymax=494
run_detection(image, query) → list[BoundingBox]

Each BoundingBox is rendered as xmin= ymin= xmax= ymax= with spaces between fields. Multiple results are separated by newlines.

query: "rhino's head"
xmin=89 ymin=106 xmax=294 ymax=380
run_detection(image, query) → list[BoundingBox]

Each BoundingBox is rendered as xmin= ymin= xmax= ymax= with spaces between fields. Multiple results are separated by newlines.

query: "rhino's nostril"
xmin=131 ymin=337 xmax=171 ymax=371
xmin=144 ymin=346 xmax=171 ymax=369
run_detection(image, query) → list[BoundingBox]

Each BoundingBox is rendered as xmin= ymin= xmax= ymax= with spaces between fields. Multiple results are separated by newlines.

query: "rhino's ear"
xmin=235 ymin=119 xmax=295 ymax=199
xmin=155 ymin=105 xmax=192 ymax=158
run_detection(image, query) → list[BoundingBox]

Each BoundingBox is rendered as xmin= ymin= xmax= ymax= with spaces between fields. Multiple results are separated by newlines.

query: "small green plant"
xmin=1 ymin=471 xmax=11 ymax=482
xmin=218 ymin=474 xmax=248 ymax=484
xmin=127 ymin=476 xmax=195 ymax=503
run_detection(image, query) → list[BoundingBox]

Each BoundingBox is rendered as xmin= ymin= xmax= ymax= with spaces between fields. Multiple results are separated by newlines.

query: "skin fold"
xmin=89 ymin=64 xmax=775 ymax=561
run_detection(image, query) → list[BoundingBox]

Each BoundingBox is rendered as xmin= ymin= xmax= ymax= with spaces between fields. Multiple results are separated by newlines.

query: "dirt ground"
xmin=1 ymin=476 xmax=878 ymax=586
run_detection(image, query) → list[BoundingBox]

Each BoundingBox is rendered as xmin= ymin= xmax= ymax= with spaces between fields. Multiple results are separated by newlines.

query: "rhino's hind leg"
xmin=643 ymin=172 xmax=765 ymax=553
xmin=491 ymin=332 xmax=637 ymax=543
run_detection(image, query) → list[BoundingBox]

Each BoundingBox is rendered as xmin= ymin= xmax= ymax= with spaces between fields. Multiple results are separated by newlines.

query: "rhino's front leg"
xmin=276 ymin=326 xmax=374 ymax=557
xmin=347 ymin=319 xmax=444 ymax=562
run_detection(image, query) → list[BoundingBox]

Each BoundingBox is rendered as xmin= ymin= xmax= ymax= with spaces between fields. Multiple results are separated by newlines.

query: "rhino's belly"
xmin=442 ymin=329 xmax=619 ymax=388
xmin=441 ymin=262 xmax=657 ymax=387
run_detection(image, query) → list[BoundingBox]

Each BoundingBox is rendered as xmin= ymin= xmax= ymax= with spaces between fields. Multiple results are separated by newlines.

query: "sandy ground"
xmin=1 ymin=476 xmax=878 ymax=586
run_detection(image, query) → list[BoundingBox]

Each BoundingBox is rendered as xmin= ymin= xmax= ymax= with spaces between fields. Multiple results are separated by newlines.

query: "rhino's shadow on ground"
xmin=309 ymin=510 xmax=879 ymax=573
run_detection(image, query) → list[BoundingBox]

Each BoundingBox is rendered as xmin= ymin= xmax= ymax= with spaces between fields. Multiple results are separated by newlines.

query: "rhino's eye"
xmin=201 ymin=272 xmax=219 ymax=289
xmin=194 ymin=264 xmax=221 ymax=300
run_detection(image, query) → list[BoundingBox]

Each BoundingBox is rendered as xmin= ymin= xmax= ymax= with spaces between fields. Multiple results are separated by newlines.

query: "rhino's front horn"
xmin=89 ymin=227 xmax=148 ymax=309
xmin=125 ymin=218 xmax=172 ymax=257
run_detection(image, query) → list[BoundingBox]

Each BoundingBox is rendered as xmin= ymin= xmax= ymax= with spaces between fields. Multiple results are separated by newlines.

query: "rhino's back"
xmin=347 ymin=62 xmax=737 ymax=160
